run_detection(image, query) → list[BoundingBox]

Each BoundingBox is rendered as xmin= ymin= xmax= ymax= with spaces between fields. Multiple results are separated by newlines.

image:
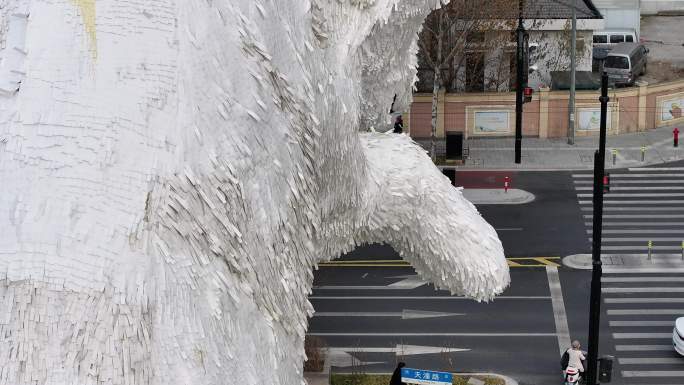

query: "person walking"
xmin=393 ymin=116 xmax=404 ymax=134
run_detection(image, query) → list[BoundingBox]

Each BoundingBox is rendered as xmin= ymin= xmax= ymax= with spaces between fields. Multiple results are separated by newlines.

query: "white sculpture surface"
xmin=0 ymin=1 xmax=509 ymax=385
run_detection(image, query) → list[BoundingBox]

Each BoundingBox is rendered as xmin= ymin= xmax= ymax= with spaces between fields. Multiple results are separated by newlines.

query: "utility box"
xmin=599 ymin=355 xmax=614 ymax=383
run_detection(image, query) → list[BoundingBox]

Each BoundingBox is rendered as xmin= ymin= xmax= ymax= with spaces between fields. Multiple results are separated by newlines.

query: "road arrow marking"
xmin=313 ymin=309 xmax=464 ymax=319
xmin=324 ymin=345 xmax=469 ymax=372
xmin=313 ymin=275 xmax=427 ymax=290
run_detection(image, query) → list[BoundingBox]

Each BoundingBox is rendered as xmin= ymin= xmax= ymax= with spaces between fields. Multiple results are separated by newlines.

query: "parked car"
xmin=603 ymin=43 xmax=649 ymax=86
xmin=673 ymin=317 xmax=684 ymax=355
xmin=592 ymin=30 xmax=639 ymax=48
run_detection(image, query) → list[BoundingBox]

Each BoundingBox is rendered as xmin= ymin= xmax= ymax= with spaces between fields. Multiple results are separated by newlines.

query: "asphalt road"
xmin=309 ymin=164 xmax=684 ymax=384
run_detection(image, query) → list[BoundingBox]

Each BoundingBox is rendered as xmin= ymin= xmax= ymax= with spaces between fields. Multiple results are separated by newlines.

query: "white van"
xmin=592 ymin=30 xmax=639 ymax=47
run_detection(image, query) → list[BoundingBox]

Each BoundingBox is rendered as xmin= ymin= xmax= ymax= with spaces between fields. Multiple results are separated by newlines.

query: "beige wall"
xmin=409 ymin=79 xmax=684 ymax=139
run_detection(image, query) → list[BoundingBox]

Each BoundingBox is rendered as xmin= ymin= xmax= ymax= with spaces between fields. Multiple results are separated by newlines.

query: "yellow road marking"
xmin=319 ymin=257 xmax=561 ymax=268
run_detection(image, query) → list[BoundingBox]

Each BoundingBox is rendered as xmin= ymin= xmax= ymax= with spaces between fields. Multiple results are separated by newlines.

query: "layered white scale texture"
xmin=0 ymin=1 xmax=510 ymax=385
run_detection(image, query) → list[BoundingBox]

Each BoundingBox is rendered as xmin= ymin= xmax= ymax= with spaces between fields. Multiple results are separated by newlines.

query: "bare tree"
xmin=417 ymin=0 xmax=515 ymax=161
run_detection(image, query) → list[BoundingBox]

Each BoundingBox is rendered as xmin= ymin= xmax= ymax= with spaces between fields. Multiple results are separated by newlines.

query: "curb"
xmin=306 ymin=372 xmax=518 ymax=385
xmin=461 ymin=188 xmax=536 ymax=205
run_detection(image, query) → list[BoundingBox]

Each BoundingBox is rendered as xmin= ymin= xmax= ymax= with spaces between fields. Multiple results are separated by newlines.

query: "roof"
xmin=523 ymin=0 xmax=603 ymax=19
xmin=606 ymin=42 xmax=641 ymax=56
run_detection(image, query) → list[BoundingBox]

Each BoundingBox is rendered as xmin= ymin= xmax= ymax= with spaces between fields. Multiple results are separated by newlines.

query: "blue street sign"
xmin=401 ymin=368 xmax=453 ymax=385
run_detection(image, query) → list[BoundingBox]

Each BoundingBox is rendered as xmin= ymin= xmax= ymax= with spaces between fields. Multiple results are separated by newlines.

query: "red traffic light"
xmin=523 ymin=87 xmax=534 ymax=96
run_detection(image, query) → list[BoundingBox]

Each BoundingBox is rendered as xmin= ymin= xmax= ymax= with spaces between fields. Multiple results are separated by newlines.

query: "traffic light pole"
xmin=587 ymin=72 xmax=609 ymax=385
xmin=515 ymin=0 xmax=524 ymax=164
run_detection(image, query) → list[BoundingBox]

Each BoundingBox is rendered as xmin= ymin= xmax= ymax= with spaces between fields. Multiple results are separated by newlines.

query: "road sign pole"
xmin=514 ymin=0 xmax=524 ymax=164
xmin=587 ymin=72 xmax=609 ymax=385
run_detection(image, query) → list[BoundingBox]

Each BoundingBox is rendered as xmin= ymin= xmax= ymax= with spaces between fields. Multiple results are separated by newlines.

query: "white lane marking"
xmin=609 ymin=321 xmax=675 ymax=327
xmin=603 ymin=277 xmax=684 ymax=283
xmin=608 ymin=309 xmax=684 ymax=315
xmin=312 ymin=310 xmax=465 ymax=319
xmin=619 ymin=357 xmax=684 ymax=364
xmin=616 ymin=345 xmax=675 ymax=351
xmin=604 ymin=267 xmax=684 ymax=273
xmin=309 ymin=296 xmax=551 ymax=300
xmin=606 ymin=298 xmax=684 ymax=303
xmin=579 ymin=200 xmax=684 ymax=205
xmin=612 ymin=333 xmax=673 ymax=339
xmin=586 ymin=222 xmax=684 ymax=226
xmin=578 ymin=193 xmax=684 ymax=198
xmin=585 ymin=214 xmax=684 ymax=219
xmin=576 ymin=186 xmax=684 ymax=191
xmin=629 ymin=167 xmax=684 ymax=171
xmin=547 ymin=266 xmax=571 ymax=356
xmin=621 ymin=371 xmax=684 ymax=377
xmin=603 ymin=287 xmax=684 ymax=293
xmin=307 ymin=332 xmax=557 ymax=337
xmin=588 ymin=229 xmax=684 ymax=234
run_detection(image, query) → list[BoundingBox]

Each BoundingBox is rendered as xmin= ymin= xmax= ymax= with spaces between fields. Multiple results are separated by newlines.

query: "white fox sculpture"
xmin=0 ymin=1 xmax=509 ymax=384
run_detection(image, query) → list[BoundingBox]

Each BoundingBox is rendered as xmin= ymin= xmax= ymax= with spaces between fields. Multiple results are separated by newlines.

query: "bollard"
xmin=681 ymin=240 xmax=684 ymax=261
xmin=648 ymin=240 xmax=653 ymax=260
xmin=612 ymin=149 xmax=617 ymax=165
xmin=641 ymin=146 xmax=646 ymax=162
xmin=504 ymin=176 xmax=511 ymax=193
xmin=675 ymin=127 xmax=680 ymax=148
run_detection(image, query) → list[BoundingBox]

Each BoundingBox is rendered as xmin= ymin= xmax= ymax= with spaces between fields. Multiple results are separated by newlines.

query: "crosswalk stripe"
xmin=575 ymin=180 xmax=684 ymax=184
xmin=579 ymin=193 xmax=684 ymax=198
xmin=608 ymin=309 xmax=684 ymax=315
xmin=603 ymin=277 xmax=684 ymax=282
xmin=580 ymin=200 xmax=684 ymax=205
xmin=602 ymin=246 xmax=683 ymax=251
xmin=595 ymin=237 xmax=684 ymax=242
xmin=585 ymin=214 xmax=684 ymax=219
xmin=582 ymin=207 xmax=684 ymax=212
xmin=619 ymin=357 xmax=683 ymax=364
xmin=606 ymin=298 xmax=684 ymax=303
xmin=629 ymin=167 xmax=684 ymax=171
xmin=612 ymin=332 xmax=673 ymax=338
xmin=576 ymin=186 xmax=684 ymax=191
xmin=588 ymin=229 xmax=684 ymax=234
xmin=621 ymin=371 xmax=684 ymax=377
xmin=604 ymin=267 xmax=684 ymax=273
xmin=609 ymin=321 xmax=675 ymax=327
xmin=616 ymin=345 xmax=674 ymax=351
xmin=586 ymin=222 xmax=684 ymax=226
xmin=580 ymin=173 xmax=684 ymax=177
xmin=603 ymin=287 xmax=684 ymax=293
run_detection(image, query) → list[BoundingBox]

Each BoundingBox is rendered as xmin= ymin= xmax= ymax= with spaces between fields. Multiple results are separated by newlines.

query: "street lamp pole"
xmin=586 ymin=71 xmax=609 ymax=385
xmin=515 ymin=0 xmax=524 ymax=164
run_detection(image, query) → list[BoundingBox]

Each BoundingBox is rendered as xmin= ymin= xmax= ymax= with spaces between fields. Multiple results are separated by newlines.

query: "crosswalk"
xmin=573 ymin=166 xmax=684 ymax=256
xmin=574 ymin=166 xmax=684 ymax=383
xmin=603 ymin=270 xmax=684 ymax=383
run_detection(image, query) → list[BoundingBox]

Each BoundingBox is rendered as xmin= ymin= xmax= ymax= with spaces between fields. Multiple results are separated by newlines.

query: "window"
xmin=610 ymin=35 xmax=624 ymax=44
xmin=605 ymin=56 xmax=629 ymax=69
xmin=593 ymin=35 xmax=607 ymax=44
xmin=625 ymin=35 xmax=634 ymax=42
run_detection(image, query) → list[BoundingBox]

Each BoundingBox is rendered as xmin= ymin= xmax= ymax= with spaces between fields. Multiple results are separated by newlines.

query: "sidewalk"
xmin=564 ymin=253 xmax=684 ymax=271
xmin=419 ymin=124 xmax=683 ymax=170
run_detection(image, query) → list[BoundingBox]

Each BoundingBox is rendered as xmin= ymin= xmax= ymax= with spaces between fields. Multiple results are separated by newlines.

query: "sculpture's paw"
xmin=359 ymin=133 xmax=510 ymax=301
